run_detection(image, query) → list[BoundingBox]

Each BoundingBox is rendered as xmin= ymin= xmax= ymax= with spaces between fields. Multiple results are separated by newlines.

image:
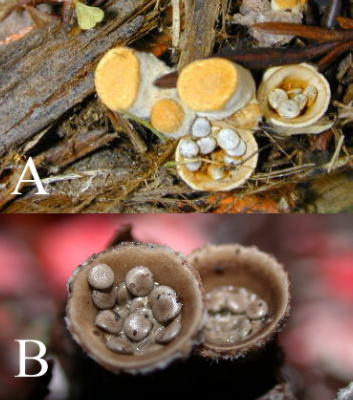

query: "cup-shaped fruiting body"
xmin=95 ymin=46 xmax=174 ymax=119
xmin=271 ymin=0 xmax=306 ymax=13
xmin=150 ymin=97 xmax=196 ymax=139
xmin=175 ymin=123 xmax=258 ymax=191
xmin=66 ymin=243 xmax=204 ymax=374
xmin=189 ymin=244 xmax=290 ymax=359
xmin=177 ymin=58 xmax=256 ymax=120
xmin=258 ymin=63 xmax=333 ymax=135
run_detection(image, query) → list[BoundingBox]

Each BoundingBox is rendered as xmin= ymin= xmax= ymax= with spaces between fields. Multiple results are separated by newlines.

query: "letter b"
xmin=15 ymin=339 xmax=48 ymax=377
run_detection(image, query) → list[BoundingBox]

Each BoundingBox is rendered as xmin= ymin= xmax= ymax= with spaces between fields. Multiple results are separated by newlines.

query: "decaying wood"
xmin=178 ymin=0 xmax=228 ymax=69
xmin=3 ymin=140 xmax=180 ymax=213
xmin=0 ymin=0 xmax=160 ymax=157
xmin=106 ymin=111 xmax=147 ymax=154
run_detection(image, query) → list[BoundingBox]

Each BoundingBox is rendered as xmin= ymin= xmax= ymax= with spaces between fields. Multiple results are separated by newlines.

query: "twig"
xmin=106 ymin=111 xmax=148 ymax=153
xmin=318 ymin=40 xmax=353 ymax=71
xmin=154 ymin=42 xmax=339 ymax=88
xmin=122 ymin=111 xmax=167 ymax=141
xmin=321 ymin=0 xmax=342 ymax=28
xmin=252 ymin=22 xmax=353 ymax=42
xmin=171 ymin=0 xmax=181 ymax=50
xmin=327 ymin=133 xmax=345 ymax=173
xmin=253 ymin=163 xmax=316 ymax=179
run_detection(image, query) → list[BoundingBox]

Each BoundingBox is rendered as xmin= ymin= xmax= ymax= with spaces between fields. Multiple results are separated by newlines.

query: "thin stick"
xmin=318 ymin=40 xmax=353 ymax=71
xmin=107 ymin=111 xmax=148 ymax=153
xmin=154 ymin=42 xmax=339 ymax=88
xmin=337 ymin=16 xmax=353 ymax=29
xmin=171 ymin=0 xmax=181 ymax=50
xmin=321 ymin=0 xmax=342 ymax=28
xmin=327 ymin=133 xmax=344 ymax=173
xmin=252 ymin=22 xmax=353 ymax=42
xmin=122 ymin=111 xmax=167 ymax=142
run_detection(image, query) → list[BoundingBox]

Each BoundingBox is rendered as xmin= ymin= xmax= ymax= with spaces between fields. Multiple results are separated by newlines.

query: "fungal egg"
xmin=197 ymin=136 xmax=217 ymax=155
xmin=123 ymin=312 xmax=153 ymax=342
xmin=179 ymin=140 xmax=199 ymax=158
xmin=226 ymin=141 xmax=247 ymax=157
xmin=277 ymin=99 xmax=301 ymax=119
xmin=88 ymin=264 xmax=114 ymax=290
xmin=155 ymin=316 xmax=182 ymax=344
xmin=185 ymin=159 xmax=202 ymax=172
xmin=192 ymin=117 xmax=212 ymax=137
xmin=268 ymin=88 xmax=288 ymax=110
xmin=125 ymin=266 xmax=154 ymax=297
xmin=151 ymin=292 xmax=182 ymax=323
xmin=95 ymin=310 xmax=123 ymax=334
xmin=217 ymin=129 xmax=240 ymax=151
xmin=207 ymin=165 xmax=225 ymax=181
xmin=92 ymin=286 xmax=118 ymax=309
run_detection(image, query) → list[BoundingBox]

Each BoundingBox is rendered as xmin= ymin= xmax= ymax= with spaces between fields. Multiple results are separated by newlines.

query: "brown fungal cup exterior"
xmin=188 ymin=244 xmax=290 ymax=359
xmin=66 ymin=243 xmax=205 ymax=374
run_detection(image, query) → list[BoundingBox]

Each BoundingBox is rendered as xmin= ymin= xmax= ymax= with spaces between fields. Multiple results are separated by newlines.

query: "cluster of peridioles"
xmin=95 ymin=46 xmax=332 ymax=191
xmin=66 ymin=243 xmax=290 ymax=374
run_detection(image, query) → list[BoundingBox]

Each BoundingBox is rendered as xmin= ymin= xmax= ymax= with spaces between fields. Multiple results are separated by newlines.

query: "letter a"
xmin=11 ymin=157 xmax=49 ymax=195
xmin=15 ymin=339 xmax=49 ymax=377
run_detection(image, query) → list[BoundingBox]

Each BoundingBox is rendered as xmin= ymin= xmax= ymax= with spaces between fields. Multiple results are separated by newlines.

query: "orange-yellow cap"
xmin=95 ymin=47 xmax=140 ymax=112
xmin=151 ymin=99 xmax=185 ymax=134
xmin=177 ymin=58 xmax=239 ymax=112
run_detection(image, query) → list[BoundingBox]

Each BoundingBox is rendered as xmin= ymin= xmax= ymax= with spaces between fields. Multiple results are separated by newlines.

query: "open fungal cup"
xmin=95 ymin=46 xmax=174 ymax=119
xmin=271 ymin=0 xmax=306 ymax=13
xmin=66 ymin=243 xmax=204 ymax=374
xmin=258 ymin=63 xmax=333 ymax=135
xmin=177 ymin=58 xmax=256 ymax=120
xmin=175 ymin=124 xmax=258 ymax=191
xmin=189 ymin=244 xmax=290 ymax=359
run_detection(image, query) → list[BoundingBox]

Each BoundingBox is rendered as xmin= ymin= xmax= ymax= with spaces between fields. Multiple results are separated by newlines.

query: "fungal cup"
xmin=258 ymin=63 xmax=333 ymax=135
xmin=189 ymin=244 xmax=290 ymax=359
xmin=66 ymin=243 xmax=205 ymax=374
xmin=175 ymin=126 xmax=258 ymax=192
